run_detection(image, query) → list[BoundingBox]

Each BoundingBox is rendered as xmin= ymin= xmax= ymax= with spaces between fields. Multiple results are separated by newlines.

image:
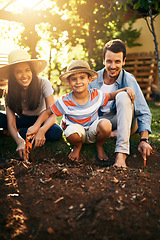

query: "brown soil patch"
xmin=0 ymin=144 xmax=160 ymax=240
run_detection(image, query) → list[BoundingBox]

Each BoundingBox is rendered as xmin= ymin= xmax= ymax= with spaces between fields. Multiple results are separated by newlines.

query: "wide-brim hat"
xmin=59 ymin=60 xmax=99 ymax=82
xmin=0 ymin=49 xmax=47 ymax=80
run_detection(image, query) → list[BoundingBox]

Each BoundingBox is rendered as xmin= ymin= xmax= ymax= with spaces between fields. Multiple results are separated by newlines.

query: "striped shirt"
xmin=50 ymin=89 xmax=109 ymax=127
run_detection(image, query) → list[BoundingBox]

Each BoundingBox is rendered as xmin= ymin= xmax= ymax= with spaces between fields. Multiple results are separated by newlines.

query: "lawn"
xmin=0 ymin=101 xmax=160 ymax=160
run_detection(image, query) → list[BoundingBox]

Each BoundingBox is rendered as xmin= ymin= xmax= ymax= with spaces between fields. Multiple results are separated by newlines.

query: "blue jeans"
xmin=0 ymin=112 xmax=62 ymax=141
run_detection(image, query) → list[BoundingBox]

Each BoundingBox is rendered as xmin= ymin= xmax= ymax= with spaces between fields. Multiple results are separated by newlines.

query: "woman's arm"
xmin=6 ymin=106 xmax=27 ymax=161
xmin=45 ymin=94 xmax=55 ymax=108
xmin=27 ymin=93 xmax=56 ymax=148
xmin=27 ymin=109 xmax=56 ymax=148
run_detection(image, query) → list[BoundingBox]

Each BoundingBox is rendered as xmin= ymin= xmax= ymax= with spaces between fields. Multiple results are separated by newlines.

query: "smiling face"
xmin=103 ymin=50 xmax=126 ymax=81
xmin=13 ymin=62 xmax=32 ymax=88
xmin=68 ymin=72 xmax=92 ymax=94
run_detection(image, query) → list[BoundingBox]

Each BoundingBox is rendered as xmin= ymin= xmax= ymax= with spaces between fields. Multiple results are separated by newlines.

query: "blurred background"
xmin=0 ymin=0 xmax=160 ymax=105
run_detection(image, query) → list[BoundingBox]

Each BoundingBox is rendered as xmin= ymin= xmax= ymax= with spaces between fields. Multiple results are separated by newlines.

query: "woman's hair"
xmin=6 ymin=62 xmax=41 ymax=114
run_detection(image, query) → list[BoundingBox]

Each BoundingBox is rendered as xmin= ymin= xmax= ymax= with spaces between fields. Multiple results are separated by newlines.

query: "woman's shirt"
xmin=22 ymin=76 xmax=53 ymax=116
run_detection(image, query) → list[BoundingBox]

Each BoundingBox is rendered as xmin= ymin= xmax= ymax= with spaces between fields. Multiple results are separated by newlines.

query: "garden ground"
xmin=0 ymin=130 xmax=160 ymax=240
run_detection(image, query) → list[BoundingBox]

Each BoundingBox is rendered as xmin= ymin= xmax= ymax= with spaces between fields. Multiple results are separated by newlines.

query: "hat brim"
xmin=0 ymin=59 xmax=47 ymax=80
xmin=59 ymin=69 xmax=99 ymax=82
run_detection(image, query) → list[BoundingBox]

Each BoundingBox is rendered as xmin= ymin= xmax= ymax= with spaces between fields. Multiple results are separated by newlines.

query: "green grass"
xmin=148 ymin=102 xmax=160 ymax=151
xmin=0 ymin=102 xmax=160 ymax=160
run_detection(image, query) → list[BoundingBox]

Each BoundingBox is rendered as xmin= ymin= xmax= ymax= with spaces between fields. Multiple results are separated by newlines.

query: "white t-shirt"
xmin=100 ymin=82 xmax=117 ymax=114
xmin=22 ymin=76 xmax=54 ymax=116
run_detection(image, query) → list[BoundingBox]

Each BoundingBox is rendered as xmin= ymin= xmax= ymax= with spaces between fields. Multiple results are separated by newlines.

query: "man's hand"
xmin=138 ymin=141 xmax=152 ymax=160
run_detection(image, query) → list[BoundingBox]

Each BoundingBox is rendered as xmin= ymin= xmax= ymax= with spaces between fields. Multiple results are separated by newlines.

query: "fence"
xmin=124 ymin=52 xmax=158 ymax=100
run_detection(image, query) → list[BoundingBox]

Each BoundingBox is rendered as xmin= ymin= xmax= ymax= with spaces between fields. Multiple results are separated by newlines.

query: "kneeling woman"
xmin=0 ymin=49 xmax=62 ymax=161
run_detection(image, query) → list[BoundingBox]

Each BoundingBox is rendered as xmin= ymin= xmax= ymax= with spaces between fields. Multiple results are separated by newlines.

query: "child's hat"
xmin=59 ymin=60 xmax=99 ymax=82
xmin=0 ymin=49 xmax=47 ymax=80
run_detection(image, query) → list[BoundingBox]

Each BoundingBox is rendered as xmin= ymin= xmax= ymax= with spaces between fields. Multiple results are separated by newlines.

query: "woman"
xmin=0 ymin=49 xmax=62 ymax=161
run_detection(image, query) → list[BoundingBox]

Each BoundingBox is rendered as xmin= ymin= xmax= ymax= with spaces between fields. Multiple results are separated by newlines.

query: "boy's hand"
xmin=126 ymin=87 xmax=135 ymax=103
xmin=61 ymin=119 xmax=67 ymax=130
xmin=32 ymin=128 xmax=46 ymax=149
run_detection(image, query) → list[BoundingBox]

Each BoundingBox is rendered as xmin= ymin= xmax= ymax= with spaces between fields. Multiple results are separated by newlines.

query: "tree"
xmin=55 ymin=0 xmax=141 ymax=69
xmin=0 ymin=0 xmax=142 ymax=83
xmin=119 ymin=0 xmax=160 ymax=94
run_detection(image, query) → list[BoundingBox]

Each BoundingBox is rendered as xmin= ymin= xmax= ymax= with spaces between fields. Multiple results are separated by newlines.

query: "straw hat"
xmin=59 ymin=60 xmax=99 ymax=82
xmin=0 ymin=49 xmax=47 ymax=80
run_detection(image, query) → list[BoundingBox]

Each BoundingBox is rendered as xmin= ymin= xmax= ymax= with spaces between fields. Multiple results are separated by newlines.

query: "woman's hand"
xmin=27 ymin=125 xmax=39 ymax=138
xmin=126 ymin=87 xmax=135 ymax=103
xmin=16 ymin=138 xmax=27 ymax=161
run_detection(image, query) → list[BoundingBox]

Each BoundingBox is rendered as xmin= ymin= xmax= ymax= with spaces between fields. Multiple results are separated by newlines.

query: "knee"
xmin=116 ymin=91 xmax=132 ymax=106
xmin=66 ymin=132 xmax=82 ymax=143
xmin=65 ymin=124 xmax=85 ymax=139
xmin=98 ymin=119 xmax=112 ymax=134
xmin=46 ymin=124 xmax=63 ymax=141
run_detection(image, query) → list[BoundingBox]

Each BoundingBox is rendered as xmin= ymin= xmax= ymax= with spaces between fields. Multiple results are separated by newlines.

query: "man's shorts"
xmin=64 ymin=119 xmax=104 ymax=144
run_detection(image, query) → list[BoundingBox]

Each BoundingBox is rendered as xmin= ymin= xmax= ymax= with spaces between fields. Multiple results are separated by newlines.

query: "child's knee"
xmin=64 ymin=124 xmax=85 ymax=141
xmin=98 ymin=119 xmax=112 ymax=133
xmin=66 ymin=132 xmax=82 ymax=142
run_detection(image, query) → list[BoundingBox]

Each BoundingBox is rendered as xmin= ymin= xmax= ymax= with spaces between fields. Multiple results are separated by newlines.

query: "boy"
xmin=27 ymin=60 xmax=135 ymax=162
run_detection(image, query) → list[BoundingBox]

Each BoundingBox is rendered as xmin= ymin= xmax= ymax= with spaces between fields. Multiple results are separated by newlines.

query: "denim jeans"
xmin=0 ymin=111 xmax=62 ymax=141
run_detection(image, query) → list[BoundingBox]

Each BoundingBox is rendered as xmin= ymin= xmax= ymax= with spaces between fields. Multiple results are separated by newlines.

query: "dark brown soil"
xmin=0 ymin=139 xmax=160 ymax=240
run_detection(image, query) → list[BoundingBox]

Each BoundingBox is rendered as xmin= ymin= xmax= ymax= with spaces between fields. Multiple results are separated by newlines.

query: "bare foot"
xmin=110 ymin=130 xmax=117 ymax=139
xmin=68 ymin=146 xmax=81 ymax=162
xmin=113 ymin=152 xmax=127 ymax=168
xmin=96 ymin=145 xmax=108 ymax=161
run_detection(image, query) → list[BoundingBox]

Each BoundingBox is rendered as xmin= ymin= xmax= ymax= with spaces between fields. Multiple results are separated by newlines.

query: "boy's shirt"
xmin=50 ymin=88 xmax=109 ymax=128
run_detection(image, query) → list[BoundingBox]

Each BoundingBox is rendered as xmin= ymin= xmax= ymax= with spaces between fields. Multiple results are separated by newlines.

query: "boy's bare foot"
xmin=110 ymin=130 xmax=117 ymax=138
xmin=96 ymin=145 xmax=108 ymax=161
xmin=68 ymin=145 xmax=81 ymax=162
xmin=113 ymin=152 xmax=127 ymax=168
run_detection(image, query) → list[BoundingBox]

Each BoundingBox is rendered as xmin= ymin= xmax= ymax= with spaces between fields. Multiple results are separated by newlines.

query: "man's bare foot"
xmin=113 ymin=152 xmax=127 ymax=168
xmin=68 ymin=146 xmax=81 ymax=162
xmin=96 ymin=145 xmax=108 ymax=161
xmin=110 ymin=130 xmax=117 ymax=139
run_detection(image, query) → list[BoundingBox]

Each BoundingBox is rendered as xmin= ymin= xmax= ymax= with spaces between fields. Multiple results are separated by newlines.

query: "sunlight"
xmin=15 ymin=0 xmax=42 ymax=9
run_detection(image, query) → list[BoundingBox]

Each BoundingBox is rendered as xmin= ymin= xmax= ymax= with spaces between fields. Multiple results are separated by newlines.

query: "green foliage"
xmin=55 ymin=0 xmax=142 ymax=69
xmin=148 ymin=102 xmax=160 ymax=148
xmin=120 ymin=0 xmax=160 ymax=16
xmin=120 ymin=20 xmax=142 ymax=48
xmin=0 ymin=0 xmax=142 ymax=80
xmin=133 ymin=0 xmax=160 ymax=11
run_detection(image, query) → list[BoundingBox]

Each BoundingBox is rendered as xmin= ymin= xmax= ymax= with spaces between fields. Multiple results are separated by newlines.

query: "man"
xmin=89 ymin=39 xmax=152 ymax=168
